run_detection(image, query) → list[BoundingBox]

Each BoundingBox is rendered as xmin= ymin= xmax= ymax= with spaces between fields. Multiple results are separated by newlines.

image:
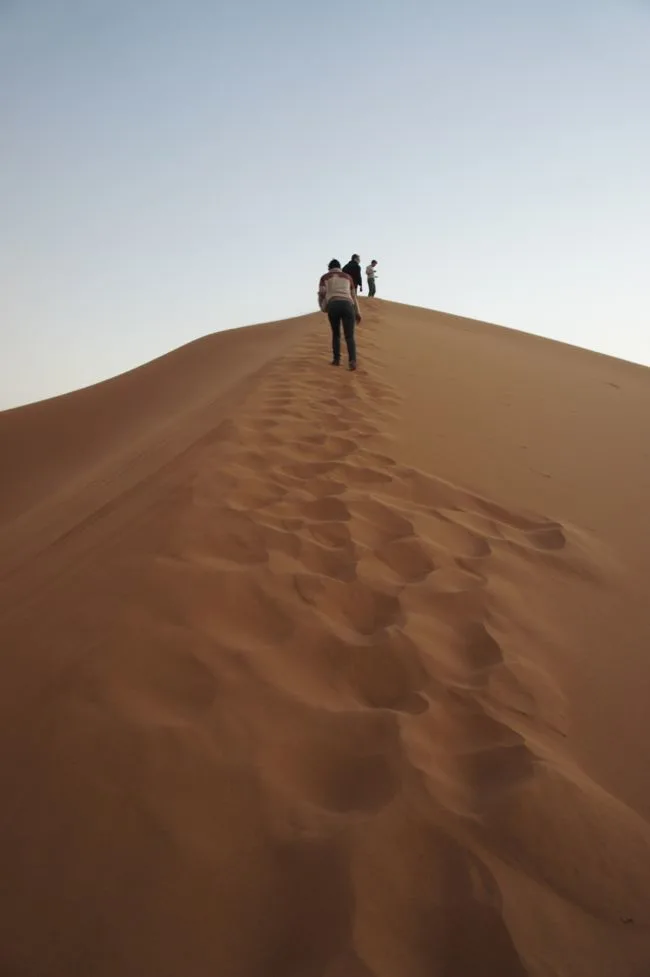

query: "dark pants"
xmin=368 ymin=277 xmax=376 ymax=297
xmin=327 ymin=299 xmax=356 ymax=364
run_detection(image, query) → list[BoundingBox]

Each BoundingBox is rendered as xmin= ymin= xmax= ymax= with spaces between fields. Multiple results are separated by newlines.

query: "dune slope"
xmin=1 ymin=301 xmax=649 ymax=977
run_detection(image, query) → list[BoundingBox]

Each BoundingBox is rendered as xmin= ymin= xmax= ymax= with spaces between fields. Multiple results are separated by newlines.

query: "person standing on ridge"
xmin=366 ymin=259 xmax=378 ymax=297
xmin=318 ymin=259 xmax=361 ymax=371
xmin=342 ymin=253 xmax=363 ymax=293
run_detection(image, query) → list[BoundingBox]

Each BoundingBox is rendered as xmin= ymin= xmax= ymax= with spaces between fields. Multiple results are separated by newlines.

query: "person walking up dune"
xmin=366 ymin=259 xmax=378 ymax=297
xmin=342 ymin=253 xmax=363 ymax=293
xmin=318 ymin=259 xmax=361 ymax=371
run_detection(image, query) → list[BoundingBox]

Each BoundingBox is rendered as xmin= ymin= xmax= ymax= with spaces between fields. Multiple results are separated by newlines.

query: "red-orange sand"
xmin=1 ymin=300 xmax=650 ymax=976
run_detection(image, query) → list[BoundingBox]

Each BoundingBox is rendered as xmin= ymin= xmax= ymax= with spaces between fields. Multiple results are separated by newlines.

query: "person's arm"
xmin=350 ymin=279 xmax=361 ymax=320
xmin=318 ymin=275 xmax=327 ymax=312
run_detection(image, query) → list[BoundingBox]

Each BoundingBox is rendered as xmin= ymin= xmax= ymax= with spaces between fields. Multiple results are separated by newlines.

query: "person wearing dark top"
xmin=342 ymin=254 xmax=363 ymax=292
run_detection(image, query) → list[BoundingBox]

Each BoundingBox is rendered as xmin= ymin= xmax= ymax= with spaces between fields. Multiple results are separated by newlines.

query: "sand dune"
xmin=1 ymin=300 xmax=650 ymax=976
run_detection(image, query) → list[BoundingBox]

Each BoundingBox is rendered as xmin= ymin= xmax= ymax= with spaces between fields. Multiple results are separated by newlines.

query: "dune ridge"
xmin=1 ymin=301 xmax=649 ymax=976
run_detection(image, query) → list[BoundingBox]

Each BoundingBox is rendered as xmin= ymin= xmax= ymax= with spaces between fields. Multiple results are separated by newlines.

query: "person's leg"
xmin=369 ymin=277 xmax=376 ymax=297
xmin=341 ymin=303 xmax=357 ymax=367
xmin=327 ymin=304 xmax=342 ymax=363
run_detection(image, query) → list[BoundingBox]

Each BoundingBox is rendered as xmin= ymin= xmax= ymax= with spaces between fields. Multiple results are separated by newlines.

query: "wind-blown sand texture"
xmin=1 ymin=300 xmax=650 ymax=976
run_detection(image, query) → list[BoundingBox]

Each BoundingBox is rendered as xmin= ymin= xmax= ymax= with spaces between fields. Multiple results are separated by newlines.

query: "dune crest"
xmin=1 ymin=301 xmax=649 ymax=975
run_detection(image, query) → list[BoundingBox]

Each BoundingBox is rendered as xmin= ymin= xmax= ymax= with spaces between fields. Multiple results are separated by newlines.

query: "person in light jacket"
xmin=318 ymin=259 xmax=362 ymax=371
xmin=366 ymin=259 xmax=378 ymax=297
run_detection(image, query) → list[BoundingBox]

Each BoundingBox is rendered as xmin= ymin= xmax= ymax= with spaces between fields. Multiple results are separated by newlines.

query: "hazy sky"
xmin=2 ymin=0 xmax=649 ymax=408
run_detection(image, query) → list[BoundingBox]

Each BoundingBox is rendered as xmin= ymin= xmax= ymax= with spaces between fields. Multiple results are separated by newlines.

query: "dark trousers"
xmin=368 ymin=277 xmax=376 ymax=297
xmin=327 ymin=299 xmax=356 ymax=364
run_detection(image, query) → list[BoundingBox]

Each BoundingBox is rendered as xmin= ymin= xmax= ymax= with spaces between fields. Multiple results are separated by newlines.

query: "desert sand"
xmin=1 ymin=299 xmax=650 ymax=976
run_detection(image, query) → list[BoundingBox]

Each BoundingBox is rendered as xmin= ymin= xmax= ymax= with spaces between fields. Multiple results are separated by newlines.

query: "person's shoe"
xmin=349 ymin=361 xmax=357 ymax=371
xmin=331 ymin=358 xmax=340 ymax=366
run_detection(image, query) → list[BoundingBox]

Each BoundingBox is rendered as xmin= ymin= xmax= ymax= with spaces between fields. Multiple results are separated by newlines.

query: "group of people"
xmin=317 ymin=254 xmax=379 ymax=371
xmin=342 ymin=254 xmax=379 ymax=298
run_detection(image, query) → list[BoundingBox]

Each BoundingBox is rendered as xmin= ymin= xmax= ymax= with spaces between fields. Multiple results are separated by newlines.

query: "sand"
xmin=1 ymin=300 xmax=649 ymax=976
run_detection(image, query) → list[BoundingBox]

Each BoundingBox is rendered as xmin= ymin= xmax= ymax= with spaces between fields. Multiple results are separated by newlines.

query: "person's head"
xmin=328 ymin=259 xmax=341 ymax=270
xmin=371 ymin=260 xmax=377 ymax=267
xmin=352 ymin=253 xmax=360 ymax=263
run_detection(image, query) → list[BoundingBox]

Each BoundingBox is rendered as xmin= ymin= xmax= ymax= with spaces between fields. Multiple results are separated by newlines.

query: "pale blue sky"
xmin=2 ymin=0 xmax=649 ymax=408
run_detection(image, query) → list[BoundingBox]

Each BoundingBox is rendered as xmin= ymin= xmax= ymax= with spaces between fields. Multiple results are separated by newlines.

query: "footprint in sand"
xmin=465 ymin=497 xmax=568 ymax=552
xmin=521 ymin=525 xmax=567 ymax=551
xmin=228 ymin=449 xmax=277 ymax=473
xmin=294 ymin=575 xmax=403 ymax=636
xmin=279 ymin=739 xmax=398 ymax=814
xmin=298 ymin=537 xmax=357 ymax=582
xmin=459 ymin=621 xmax=504 ymax=672
xmin=375 ymin=536 xmax=435 ymax=583
xmin=333 ymin=461 xmax=393 ymax=487
xmin=393 ymin=469 xmax=463 ymax=510
xmin=433 ymin=502 xmax=568 ymax=560
xmin=437 ymin=508 xmax=503 ymax=542
xmin=424 ymin=621 xmax=506 ymax=695
xmin=266 ymin=712 xmax=401 ymax=814
xmin=405 ymin=583 xmax=488 ymax=632
xmin=349 ymin=499 xmax=415 ymax=549
xmin=302 ymin=477 xmax=347 ymax=498
xmin=227 ymin=477 xmax=287 ymax=511
xmin=307 ymin=521 xmax=353 ymax=549
xmin=427 ymin=564 xmax=486 ymax=593
xmin=455 ymin=739 xmax=537 ymax=806
xmin=345 ymin=630 xmax=430 ymax=715
xmin=418 ymin=511 xmax=493 ymax=558
xmin=321 ymin=416 xmax=356 ymax=434
xmin=392 ymin=471 xmax=567 ymax=566
xmin=300 ymin=497 xmax=352 ymax=523
xmin=472 ymin=496 xmax=554 ymax=531
xmin=287 ymin=435 xmax=357 ymax=463
xmin=405 ymin=614 xmax=503 ymax=692
xmin=279 ymin=461 xmax=338 ymax=480
xmin=260 ymin=522 xmax=303 ymax=559
xmin=442 ymin=698 xmax=538 ymax=798
xmin=362 ymin=451 xmax=398 ymax=468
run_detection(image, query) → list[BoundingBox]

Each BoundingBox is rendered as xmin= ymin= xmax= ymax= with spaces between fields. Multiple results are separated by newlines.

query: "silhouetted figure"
xmin=342 ymin=253 xmax=363 ymax=293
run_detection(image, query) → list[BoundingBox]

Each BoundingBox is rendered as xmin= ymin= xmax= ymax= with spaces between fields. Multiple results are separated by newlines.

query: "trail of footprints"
xmin=168 ymin=330 xmax=580 ymax=819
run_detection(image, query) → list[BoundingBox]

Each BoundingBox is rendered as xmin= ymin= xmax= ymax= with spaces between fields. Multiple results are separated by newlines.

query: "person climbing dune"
xmin=342 ymin=253 xmax=363 ymax=293
xmin=317 ymin=259 xmax=361 ymax=371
